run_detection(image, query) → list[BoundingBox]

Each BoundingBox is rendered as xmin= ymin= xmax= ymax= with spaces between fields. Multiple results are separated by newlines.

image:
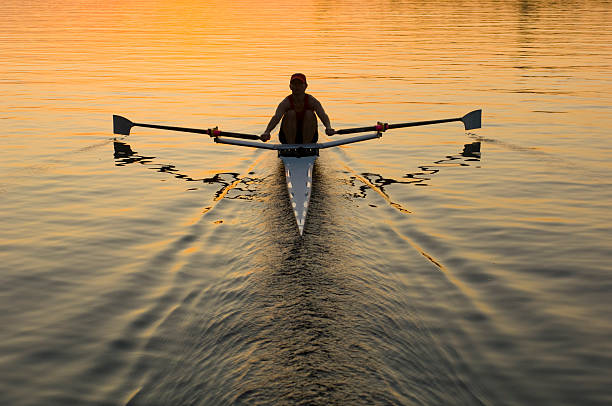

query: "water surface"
xmin=1 ymin=1 xmax=611 ymax=405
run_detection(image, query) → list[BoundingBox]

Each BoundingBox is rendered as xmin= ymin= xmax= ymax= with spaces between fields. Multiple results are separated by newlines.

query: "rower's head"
xmin=290 ymin=73 xmax=307 ymax=94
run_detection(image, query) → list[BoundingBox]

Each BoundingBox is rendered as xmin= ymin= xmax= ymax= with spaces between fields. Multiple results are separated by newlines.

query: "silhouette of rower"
xmin=261 ymin=73 xmax=335 ymax=143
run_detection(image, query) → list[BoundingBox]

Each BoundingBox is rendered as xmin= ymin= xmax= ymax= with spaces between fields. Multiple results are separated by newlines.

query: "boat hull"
xmin=280 ymin=155 xmax=316 ymax=235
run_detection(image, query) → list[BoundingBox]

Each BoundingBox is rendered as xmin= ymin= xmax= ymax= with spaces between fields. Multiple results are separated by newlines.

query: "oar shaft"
xmin=134 ymin=122 xmax=209 ymax=135
xmin=133 ymin=122 xmax=261 ymax=140
xmin=387 ymin=117 xmax=460 ymax=130
xmin=335 ymin=113 xmax=472 ymax=135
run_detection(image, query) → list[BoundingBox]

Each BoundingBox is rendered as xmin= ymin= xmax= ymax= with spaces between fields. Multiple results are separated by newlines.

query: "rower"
xmin=261 ymin=73 xmax=335 ymax=145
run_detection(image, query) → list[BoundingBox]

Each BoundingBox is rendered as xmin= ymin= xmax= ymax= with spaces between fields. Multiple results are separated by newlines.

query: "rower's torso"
xmin=285 ymin=94 xmax=313 ymax=113
xmin=279 ymin=93 xmax=318 ymax=144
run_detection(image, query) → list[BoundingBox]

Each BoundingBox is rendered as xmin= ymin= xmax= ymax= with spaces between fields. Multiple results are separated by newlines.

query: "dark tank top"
xmin=279 ymin=94 xmax=318 ymax=144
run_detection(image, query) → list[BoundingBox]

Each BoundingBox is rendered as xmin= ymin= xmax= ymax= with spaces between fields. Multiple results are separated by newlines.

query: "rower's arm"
xmin=312 ymin=97 xmax=335 ymax=135
xmin=263 ymin=98 xmax=289 ymax=135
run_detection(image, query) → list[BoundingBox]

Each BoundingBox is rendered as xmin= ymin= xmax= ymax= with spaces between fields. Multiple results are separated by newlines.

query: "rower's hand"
xmin=260 ymin=132 xmax=271 ymax=142
xmin=325 ymin=127 xmax=335 ymax=136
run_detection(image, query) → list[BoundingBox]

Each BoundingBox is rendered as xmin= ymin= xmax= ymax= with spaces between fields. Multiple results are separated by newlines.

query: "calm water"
xmin=1 ymin=0 xmax=611 ymax=405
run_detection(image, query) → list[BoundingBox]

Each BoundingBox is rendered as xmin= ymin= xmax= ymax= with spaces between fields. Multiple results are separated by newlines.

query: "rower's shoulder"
xmin=277 ymin=96 xmax=291 ymax=110
xmin=307 ymin=94 xmax=324 ymax=109
xmin=306 ymin=93 xmax=322 ymax=105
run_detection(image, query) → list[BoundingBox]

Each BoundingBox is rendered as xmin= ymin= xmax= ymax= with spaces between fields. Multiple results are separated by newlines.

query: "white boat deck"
xmin=280 ymin=155 xmax=316 ymax=235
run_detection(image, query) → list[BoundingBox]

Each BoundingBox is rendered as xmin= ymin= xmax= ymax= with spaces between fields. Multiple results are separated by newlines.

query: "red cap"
xmin=290 ymin=73 xmax=307 ymax=84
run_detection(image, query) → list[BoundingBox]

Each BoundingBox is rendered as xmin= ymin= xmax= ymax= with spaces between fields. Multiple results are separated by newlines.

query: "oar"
xmin=335 ymin=109 xmax=481 ymax=135
xmin=112 ymin=115 xmax=262 ymax=140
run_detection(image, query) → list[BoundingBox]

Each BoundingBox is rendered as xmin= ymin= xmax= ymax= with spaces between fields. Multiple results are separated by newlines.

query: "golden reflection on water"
xmin=1 ymin=0 xmax=612 ymax=405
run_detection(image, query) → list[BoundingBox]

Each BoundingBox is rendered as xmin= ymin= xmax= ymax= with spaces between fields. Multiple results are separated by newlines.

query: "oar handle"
xmin=133 ymin=122 xmax=261 ymax=140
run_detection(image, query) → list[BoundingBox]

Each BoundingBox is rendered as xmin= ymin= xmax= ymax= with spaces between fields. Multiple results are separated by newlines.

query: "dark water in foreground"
xmin=1 ymin=0 xmax=611 ymax=405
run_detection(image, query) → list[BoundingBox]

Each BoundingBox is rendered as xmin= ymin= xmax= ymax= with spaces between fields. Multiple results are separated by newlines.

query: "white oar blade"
xmin=113 ymin=115 xmax=133 ymax=135
xmin=462 ymin=109 xmax=482 ymax=131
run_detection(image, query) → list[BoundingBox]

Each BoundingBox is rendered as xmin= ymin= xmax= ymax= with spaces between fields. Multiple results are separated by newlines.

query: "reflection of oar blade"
xmin=113 ymin=140 xmax=135 ymax=158
xmin=462 ymin=109 xmax=481 ymax=131
xmin=113 ymin=115 xmax=134 ymax=135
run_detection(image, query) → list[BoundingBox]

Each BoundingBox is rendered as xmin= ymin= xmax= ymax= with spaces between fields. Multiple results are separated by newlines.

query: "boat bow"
xmin=280 ymin=155 xmax=316 ymax=235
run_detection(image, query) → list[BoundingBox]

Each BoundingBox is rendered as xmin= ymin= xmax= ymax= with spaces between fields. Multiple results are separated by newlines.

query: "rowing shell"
xmin=215 ymin=133 xmax=381 ymax=235
xmin=113 ymin=110 xmax=481 ymax=236
xmin=281 ymin=155 xmax=316 ymax=235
